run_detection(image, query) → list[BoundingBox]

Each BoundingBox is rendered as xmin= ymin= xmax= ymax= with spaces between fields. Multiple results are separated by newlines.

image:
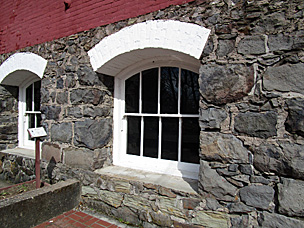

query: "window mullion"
xmin=158 ymin=67 xmax=161 ymax=114
xmin=139 ymin=72 xmax=142 ymax=114
xmin=178 ymin=67 xmax=181 ymax=115
xmin=158 ymin=117 xmax=162 ymax=159
xmin=140 ymin=116 xmax=144 ymax=157
xmin=178 ymin=117 xmax=182 ymax=162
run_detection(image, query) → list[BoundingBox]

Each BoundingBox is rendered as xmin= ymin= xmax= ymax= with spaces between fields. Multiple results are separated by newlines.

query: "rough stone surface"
xmin=238 ymin=35 xmax=266 ymax=55
xmin=199 ymin=64 xmax=254 ymax=105
xmin=74 ymin=118 xmax=112 ymax=149
xmin=70 ymin=89 xmax=106 ymax=105
xmin=50 ymin=122 xmax=73 ymax=144
xmin=258 ymin=212 xmax=304 ymax=228
xmin=42 ymin=142 xmax=61 ymax=162
xmin=268 ymin=34 xmax=294 ymax=52
xmin=199 ymin=108 xmax=227 ymax=129
xmin=253 ymin=141 xmax=304 ymax=180
xmin=285 ymin=98 xmax=304 ymax=137
xmin=263 ymin=63 xmax=304 ymax=94
xmin=192 ymin=211 xmax=229 ymax=228
xmin=200 ymin=132 xmax=250 ymax=164
xmin=239 ymin=185 xmax=274 ymax=210
xmin=278 ymin=178 xmax=304 ymax=217
xmin=199 ymin=160 xmax=237 ymax=201
xmin=234 ymin=112 xmax=277 ymax=138
xmin=63 ymin=147 xmax=94 ymax=169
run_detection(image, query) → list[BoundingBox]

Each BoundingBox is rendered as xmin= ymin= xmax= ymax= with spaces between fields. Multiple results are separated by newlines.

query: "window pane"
xmin=143 ymin=117 xmax=158 ymax=158
xmin=181 ymin=118 xmax=200 ymax=164
xmin=127 ymin=116 xmax=141 ymax=156
xmin=160 ymin=67 xmax=178 ymax=114
xmin=36 ymin=114 xmax=42 ymax=128
xmin=142 ymin=68 xmax=158 ymax=113
xmin=125 ymin=74 xmax=139 ymax=113
xmin=26 ymin=84 xmax=33 ymax=111
xmin=161 ymin=118 xmax=178 ymax=161
xmin=34 ymin=81 xmax=41 ymax=111
xmin=28 ymin=114 xmax=35 ymax=140
xmin=181 ymin=69 xmax=199 ymax=114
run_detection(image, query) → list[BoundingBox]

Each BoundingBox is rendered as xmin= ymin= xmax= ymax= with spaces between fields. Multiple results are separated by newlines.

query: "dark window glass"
xmin=127 ymin=117 xmax=141 ymax=156
xmin=125 ymin=74 xmax=139 ymax=113
xmin=28 ymin=114 xmax=35 ymax=140
xmin=181 ymin=69 xmax=199 ymax=114
xmin=36 ymin=114 xmax=42 ymax=127
xmin=143 ymin=117 xmax=158 ymax=158
xmin=34 ymin=81 xmax=41 ymax=111
xmin=160 ymin=67 xmax=178 ymax=114
xmin=142 ymin=68 xmax=158 ymax=113
xmin=26 ymin=84 xmax=33 ymax=111
xmin=161 ymin=118 xmax=178 ymax=161
xmin=181 ymin=118 xmax=200 ymax=164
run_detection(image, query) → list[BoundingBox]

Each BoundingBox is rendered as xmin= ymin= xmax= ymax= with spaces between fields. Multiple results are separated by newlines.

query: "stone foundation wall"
xmin=0 ymin=0 xmax=303 ymax=227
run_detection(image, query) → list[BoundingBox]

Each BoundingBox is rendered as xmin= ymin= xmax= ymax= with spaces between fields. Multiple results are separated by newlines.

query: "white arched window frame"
xmin=113 ymin=58 xmax=201 ymax=179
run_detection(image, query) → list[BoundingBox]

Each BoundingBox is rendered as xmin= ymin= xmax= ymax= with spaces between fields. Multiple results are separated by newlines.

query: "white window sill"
xmin=0 ymin=148 xmax=36 ymax=159
xmin=95 ymin=165 xmax=198 ymax=195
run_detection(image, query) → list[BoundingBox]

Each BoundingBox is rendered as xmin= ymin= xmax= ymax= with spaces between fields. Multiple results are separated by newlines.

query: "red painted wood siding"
xmin=0 ymin=0 xmax=194 ymax=54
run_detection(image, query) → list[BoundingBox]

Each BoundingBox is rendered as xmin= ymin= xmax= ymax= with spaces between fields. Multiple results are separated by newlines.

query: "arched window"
xmin=19 ymin=80 xmax=41 ymax=148
xmin=0 ymin=52 xmax=47 ymax=150
xmin=88 ymin=20 xmax=210 ymax=179
xmin=113 ymin=61 xmax=200 ymax=179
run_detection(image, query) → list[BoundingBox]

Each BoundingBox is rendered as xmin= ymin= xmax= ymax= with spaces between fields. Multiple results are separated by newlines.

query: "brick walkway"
xmin=34 ymin=210 xmax=121 ymax=228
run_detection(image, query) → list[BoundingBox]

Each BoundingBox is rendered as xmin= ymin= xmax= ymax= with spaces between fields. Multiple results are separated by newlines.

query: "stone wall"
xmin=0 ymin=85 xmax=18 ymax=150
xmin=196 ymin=0 xmax=304 ymax=226
xmin=0 ymin=0 xmax=303 ymax=227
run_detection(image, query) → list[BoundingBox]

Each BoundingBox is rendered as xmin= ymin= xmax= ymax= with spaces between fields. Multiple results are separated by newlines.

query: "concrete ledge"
xmin=0 ymin=179 xmax=81 ymax=228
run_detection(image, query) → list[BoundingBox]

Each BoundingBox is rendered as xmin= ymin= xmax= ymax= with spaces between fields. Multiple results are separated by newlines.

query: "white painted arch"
xmin=0 ymin=52 xmax=47 ymax=86
xmin=88 ymin=20 xmax=210 ymax=76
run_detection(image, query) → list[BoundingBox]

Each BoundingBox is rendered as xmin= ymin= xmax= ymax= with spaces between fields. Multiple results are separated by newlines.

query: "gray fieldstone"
xmin=230 ymin=215 xmax=250 ymax=228
xmin=263 ymin=63 xmax=304 ymax=94
xmin=238 ymin=35 xmax=266 ymax=55
xmin=258 ymin=212 xmax=304 ymax=228
xmin=191 ymin=211 xmax=230 ymax=228
xmin=199 ymin=64 xmax=254 ymax=105
xmin=199 ymin=160 xmax=238 ymax=201
xmin=70 ymin=88 xmax=105 ymax=105
xmin=74 ymin=118 xmax=112 ymax=149
xmin=42 ymin=142 xmax=61 ymax=162
xmin=227 ymin=202 xmax=255 ymax=213
xmin=50 ymin=122 xmax=73 ymax=144
xmin=63 ymin=147 xmax=94 ymax=169
xmin=77 ymin=65 xmax=101 ymax=86
xmin=41 ymin=105 xmax=61 ymax=121
xmin=56 ymin=91 xmax=68 ymax=104
xmin=268 ymin=34 xmax=293 ymax=52
xmin=239 ymin=185 xmax=274 ymax=210
xmin=234 ymin=111 xmax=277 ymax=138
xmin=278 ymin=178 xmax=304 ymax=217
xmin=200 ymin=132 xmax=250 ymax=164
xmin=217 ymin=39 xmax=235 ymax=57
xmin=67 ymin=106 xmax=82 ymax=118
xmin=199 ymin=108 xmax=227 ymax=129
xmin=285 ymin=98 xmax=304 ymax=137
xmin=253 ymin=141 xmax=304 ymax=180
xmin=83 ymin=106 xmax=111 ymax=118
